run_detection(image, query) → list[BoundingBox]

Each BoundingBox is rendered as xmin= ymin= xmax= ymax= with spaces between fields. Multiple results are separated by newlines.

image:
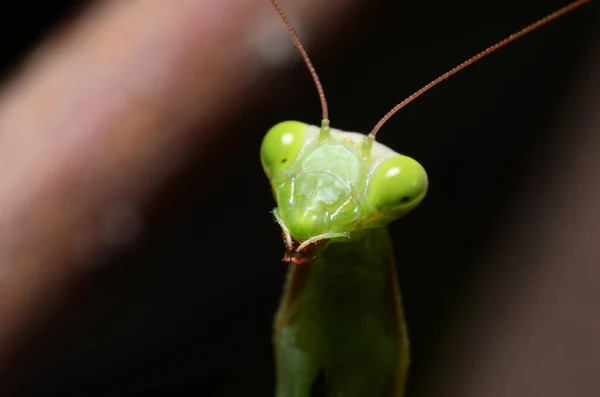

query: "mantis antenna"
xmin=270 ymin=0 xmax=592 ymax=137
xmin=369 ymin=0 xmax=593 ymax=137
xmin=269 ymin=0 xmax=329 ymax=123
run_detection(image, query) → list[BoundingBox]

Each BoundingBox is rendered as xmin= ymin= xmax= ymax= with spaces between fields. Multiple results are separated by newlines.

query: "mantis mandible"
xmin=260 ymin=1 xmax=592 ymax=396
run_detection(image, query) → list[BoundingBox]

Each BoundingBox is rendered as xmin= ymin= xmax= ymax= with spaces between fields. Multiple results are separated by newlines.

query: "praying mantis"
xmin=260 ymin=0 xmax=592 ymax=396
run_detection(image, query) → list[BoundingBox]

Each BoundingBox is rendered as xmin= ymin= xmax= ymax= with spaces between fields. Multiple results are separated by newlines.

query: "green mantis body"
xmin=261 ymin=121 xmax=427 ymax=396
xmin=261 ymin=1 xmax=591 ymax=395
xmin=274 ymin=227 xmax=406 ymax=397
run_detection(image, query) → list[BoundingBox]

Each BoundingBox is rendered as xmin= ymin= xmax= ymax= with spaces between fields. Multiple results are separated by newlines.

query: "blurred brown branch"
xmin=0 ymin=0 xmax=359 ymax=369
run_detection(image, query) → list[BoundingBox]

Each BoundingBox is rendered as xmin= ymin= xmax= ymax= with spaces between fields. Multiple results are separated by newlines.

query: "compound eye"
xmin=367 ymin=154 xmax=428 ymax=214
xmin=260 ymin=121 xmax=307 ymax=178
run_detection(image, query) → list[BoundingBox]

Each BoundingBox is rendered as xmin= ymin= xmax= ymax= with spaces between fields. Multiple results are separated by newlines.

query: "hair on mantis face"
xmin=261 ymin=120 xmax=428 ymax=259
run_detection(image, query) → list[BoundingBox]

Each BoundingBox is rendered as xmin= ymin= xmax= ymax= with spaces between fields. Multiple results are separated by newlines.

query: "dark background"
xmin=0 ymin=0 xmax=597 ymax=395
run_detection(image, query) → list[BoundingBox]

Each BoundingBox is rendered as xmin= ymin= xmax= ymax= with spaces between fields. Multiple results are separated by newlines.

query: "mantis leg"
xmin=327 ymin=315 xmax=399 ymax=397
xmin=274 ymin=323 xmax=321 ymax=397
xmin=274 ymin=264 xmax=322 ymax=397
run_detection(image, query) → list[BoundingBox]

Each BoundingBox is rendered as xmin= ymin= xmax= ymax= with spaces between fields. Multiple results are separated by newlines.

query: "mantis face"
xmin=261 ymin=121 xmax=428 ymax=254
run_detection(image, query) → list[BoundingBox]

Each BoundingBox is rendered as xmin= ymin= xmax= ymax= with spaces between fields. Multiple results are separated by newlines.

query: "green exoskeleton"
xmin=261 ymin=1 xmax=592 ymax=396
xmin=263 ymin=120 xmax=422 ymax=396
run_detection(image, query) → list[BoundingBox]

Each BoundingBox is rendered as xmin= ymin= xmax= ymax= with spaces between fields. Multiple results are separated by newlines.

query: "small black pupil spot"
xmin=401 ymin=196 xmax=411 ymax=203
xmin=281 ymin=158 xmax=287 ymax=163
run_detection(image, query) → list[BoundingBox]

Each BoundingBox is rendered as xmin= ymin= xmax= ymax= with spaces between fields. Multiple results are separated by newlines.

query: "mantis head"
xmin=261 ymin=121 xmax=428 ymax=262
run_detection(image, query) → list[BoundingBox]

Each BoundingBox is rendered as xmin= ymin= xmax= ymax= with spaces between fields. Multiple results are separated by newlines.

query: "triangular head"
xmin=261 ymin=120 xmax=428 ymax=262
